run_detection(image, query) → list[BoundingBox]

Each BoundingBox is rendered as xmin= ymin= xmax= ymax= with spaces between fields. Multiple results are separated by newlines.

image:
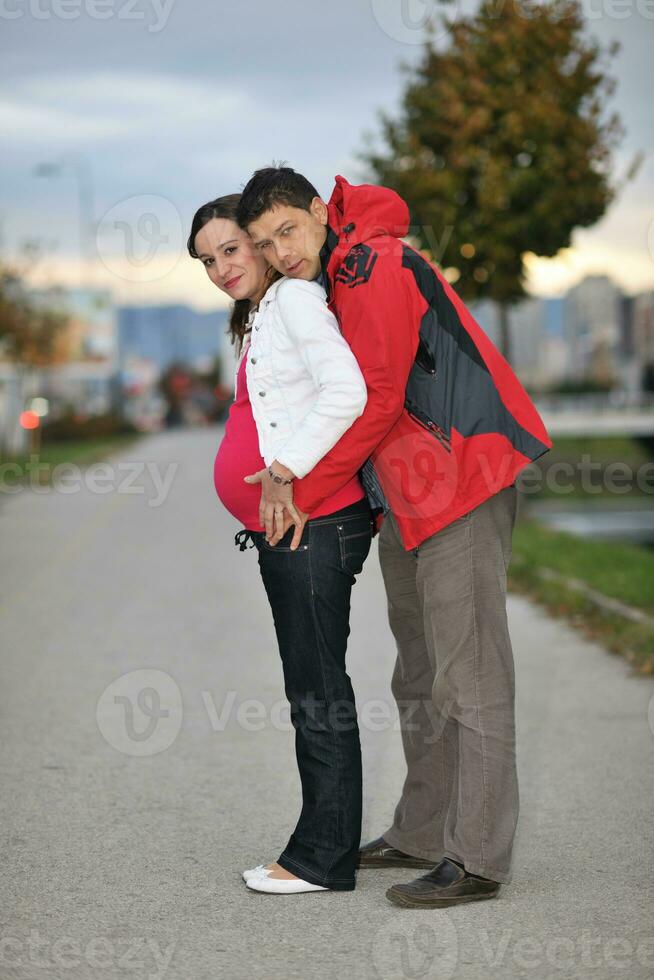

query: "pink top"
xmin=214 ymin=341 xmax=365 ymax=531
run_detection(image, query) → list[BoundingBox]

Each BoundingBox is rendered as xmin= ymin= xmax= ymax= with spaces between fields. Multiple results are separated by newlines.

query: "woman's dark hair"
xmin=187 ymin=193 xmax=280 ymax=355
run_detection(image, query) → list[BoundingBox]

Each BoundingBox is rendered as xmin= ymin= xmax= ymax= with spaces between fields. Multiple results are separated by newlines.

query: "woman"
xmin=188 ymin=195 xmax=374 ymax=894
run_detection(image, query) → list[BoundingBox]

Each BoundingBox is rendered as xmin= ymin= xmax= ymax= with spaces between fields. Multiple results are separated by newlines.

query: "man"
xmin=237 ymin=167 xmax=551 ymax=908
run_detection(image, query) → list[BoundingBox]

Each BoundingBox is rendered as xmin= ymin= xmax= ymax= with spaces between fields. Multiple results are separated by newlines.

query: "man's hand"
xmin=244 ymin=462 xmax=301 ymax=542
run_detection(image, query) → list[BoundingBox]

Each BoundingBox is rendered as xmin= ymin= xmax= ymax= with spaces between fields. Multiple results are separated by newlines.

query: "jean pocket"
xmin=337 ymin=520 xmax=372 ymax=577
xmin=258 ymin=528 xmax=309 ymax=554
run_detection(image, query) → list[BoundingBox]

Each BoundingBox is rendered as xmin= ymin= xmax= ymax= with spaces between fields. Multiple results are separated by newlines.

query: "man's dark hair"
xmin=236 ymin=165 xmax=320 ymax=229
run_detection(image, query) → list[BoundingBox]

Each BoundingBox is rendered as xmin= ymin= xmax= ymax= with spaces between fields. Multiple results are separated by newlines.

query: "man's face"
xmin=246 ymin=199 xmax=328 ymax=281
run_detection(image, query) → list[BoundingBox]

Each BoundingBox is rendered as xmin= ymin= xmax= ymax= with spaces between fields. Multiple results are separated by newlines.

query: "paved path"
xmin=1 ymin=427 xmax=653 ymax=980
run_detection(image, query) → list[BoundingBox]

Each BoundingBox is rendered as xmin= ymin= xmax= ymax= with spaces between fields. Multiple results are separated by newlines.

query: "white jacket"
xmin=242 ymin=276 xmax=367 ymax=479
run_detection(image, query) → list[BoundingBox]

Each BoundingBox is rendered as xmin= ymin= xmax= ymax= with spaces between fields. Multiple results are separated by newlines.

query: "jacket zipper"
xmin=406 ymin=406 xmax=452 ymax=453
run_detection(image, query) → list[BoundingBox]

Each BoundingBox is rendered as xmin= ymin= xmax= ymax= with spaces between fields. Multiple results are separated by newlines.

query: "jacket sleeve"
xmin=273 ymin=279 xmax=368 ymax=479
xmin=294 ymin=256 xmax=419 ymax=515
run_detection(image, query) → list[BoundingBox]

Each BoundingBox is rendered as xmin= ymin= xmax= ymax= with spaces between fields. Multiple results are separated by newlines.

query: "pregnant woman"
xmin=188 ymin=194 xmax=374 ymax=895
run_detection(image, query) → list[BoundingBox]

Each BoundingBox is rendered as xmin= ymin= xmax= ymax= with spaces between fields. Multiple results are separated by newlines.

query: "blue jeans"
xmin=240 ymin=497 xmax=373 ymax=890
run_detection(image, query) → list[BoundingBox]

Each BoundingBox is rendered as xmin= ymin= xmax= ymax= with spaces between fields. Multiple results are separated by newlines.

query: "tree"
xmin=362 ymin=0 xmax=624 ymax=362
xmin=0 ymin=247 xmax=69 ymax=367
xmin=0 ymin=248 xmax=70 ymax=453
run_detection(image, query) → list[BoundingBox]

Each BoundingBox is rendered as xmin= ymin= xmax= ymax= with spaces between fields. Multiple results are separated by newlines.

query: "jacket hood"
xmin=326 ymin=175 xmax=410 ymax=244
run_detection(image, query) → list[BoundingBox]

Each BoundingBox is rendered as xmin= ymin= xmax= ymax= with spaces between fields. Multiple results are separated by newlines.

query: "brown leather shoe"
xmin=386 ymin=858 xmax=501 ymax=908
xmin=356 ymin=836 xmax=435 ymax=870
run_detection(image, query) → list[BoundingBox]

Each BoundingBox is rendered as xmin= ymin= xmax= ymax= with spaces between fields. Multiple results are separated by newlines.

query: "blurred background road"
xmin=1 ymin=427 xmax=652 ymax=980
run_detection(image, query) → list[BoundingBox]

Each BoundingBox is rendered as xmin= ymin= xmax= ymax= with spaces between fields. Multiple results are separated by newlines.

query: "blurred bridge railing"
xmin=534 ymin=393 xmax=654 ymax=438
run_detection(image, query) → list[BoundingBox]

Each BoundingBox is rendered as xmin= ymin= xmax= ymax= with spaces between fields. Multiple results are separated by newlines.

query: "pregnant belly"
xmin=214 ymin=431 xmax=265 ymax=532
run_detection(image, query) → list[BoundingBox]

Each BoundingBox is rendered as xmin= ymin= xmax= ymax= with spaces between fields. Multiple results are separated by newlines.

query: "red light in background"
xmin=20 ymin=411 xmax=40 ymax=430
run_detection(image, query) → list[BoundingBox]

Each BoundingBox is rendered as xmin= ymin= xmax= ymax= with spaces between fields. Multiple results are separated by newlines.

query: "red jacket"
xmin=294 ymin=176 xmax=552 ymax=550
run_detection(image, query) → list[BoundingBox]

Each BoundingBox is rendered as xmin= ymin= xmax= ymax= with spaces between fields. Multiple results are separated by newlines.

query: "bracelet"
xmin=268 ymin=466 xmax=294 ymax=486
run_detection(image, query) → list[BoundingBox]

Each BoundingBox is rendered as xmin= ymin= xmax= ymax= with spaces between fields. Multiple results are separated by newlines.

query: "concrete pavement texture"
xmin=1 ymin=426 xmax=653 ymax=980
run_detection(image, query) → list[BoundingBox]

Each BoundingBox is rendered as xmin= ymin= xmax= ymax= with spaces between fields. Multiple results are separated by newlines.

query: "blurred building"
xmin=468 ymin=296 xmax=566 ymax=390
xmin=511 ymin=298 xmax=559 ymax=388
xmin=117 ymin=305 xmax=230 ymax=379
xmin=562 ymin=275 xmax=623 ymax=385
xmin=632 ymin=291 xmax=654 ymax=391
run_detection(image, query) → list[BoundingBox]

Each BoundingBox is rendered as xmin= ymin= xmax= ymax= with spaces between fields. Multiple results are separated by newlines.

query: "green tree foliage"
xmin=362 ymin=0 xmax=623 ymax=360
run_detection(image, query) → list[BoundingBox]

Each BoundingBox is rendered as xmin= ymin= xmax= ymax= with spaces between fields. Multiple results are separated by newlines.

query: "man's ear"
xmin=310 ymin=197 xmax=329 ymax=226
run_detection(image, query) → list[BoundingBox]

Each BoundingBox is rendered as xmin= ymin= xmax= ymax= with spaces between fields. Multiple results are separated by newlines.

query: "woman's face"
xmin=194 ymin=217 xmax=269 ymax=302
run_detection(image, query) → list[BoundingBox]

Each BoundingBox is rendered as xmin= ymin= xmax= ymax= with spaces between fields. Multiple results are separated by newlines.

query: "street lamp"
xmin=33 ymin=154 xmax=96 ymax=289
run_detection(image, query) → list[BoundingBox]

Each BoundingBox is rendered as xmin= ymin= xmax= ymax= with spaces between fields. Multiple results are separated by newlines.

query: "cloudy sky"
xmin=1 ymin=0 xmax=653 ymax=309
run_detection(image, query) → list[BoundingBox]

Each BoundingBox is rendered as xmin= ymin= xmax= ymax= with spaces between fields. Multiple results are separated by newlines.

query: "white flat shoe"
xmin=242 ymin=864 xmax=268 ymax=882
xmin=246 ymin=869 xmax=329 ymax=894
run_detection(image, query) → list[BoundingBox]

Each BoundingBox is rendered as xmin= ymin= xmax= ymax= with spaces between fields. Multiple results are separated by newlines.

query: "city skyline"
xmin=20 ymin=270 xmax=649 ymax=396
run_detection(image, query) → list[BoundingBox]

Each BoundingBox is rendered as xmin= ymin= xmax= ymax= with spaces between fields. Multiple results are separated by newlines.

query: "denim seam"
xmin=337 ymin=526 xmax=370 ymax=576
xmin=277 ymin=852 xmax=354 ymax=885
xmin=260 ymin=541 xmax=308 ymax=553
xmin=309 ymin=509 xmax=371 ymax=528
xmin=470 ymin=513 xmax=489 ymax=871
xmin=306 ymin=532 xmax=340 ymax=881
xmin=337 ymin=525 xmax=346 ymax=569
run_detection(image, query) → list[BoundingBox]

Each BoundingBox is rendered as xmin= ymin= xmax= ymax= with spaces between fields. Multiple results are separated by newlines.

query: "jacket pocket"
xmin=415 ymin=335 xmax=437 ymax=375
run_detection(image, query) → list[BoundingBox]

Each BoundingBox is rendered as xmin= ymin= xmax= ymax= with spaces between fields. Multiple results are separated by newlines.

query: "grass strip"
xmin=509 ymin=519 xmax=654 ymax=674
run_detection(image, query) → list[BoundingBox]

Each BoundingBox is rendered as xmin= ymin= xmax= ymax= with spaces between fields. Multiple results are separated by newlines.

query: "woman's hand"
xmin=282 ymin=507 xmax=310 ymax=551
xmin=244 ymin=463 xmax=301 ymax=542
